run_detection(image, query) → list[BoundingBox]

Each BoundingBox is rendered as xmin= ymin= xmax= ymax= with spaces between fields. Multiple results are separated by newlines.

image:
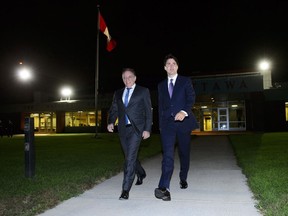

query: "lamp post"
xmin=258 ymin=59 xmax=272 ymax=89
xmin=24 ymin=117 xmax=35 ymax=178
xmin=17 ymin=64 xmax=34 ymax=102
xmin=17 ymin=63 xmax=35 ymax=178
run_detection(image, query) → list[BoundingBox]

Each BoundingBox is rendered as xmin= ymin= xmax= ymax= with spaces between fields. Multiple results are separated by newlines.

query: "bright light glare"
xmin=18 ymin=68 xmax=32 ymax=81
xmin=61 ymin=87 xmax=72 ymax=97
xmin=258 ymin=60 xmax=271 ymax=71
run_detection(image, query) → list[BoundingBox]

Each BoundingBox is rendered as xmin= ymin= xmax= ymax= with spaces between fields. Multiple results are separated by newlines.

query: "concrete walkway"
xmin=38 ymin=135 xmax=262 ymax=216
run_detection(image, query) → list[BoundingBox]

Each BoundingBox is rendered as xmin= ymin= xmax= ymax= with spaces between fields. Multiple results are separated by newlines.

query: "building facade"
xmin=0 ymin=71 xmax=287 ymax=134
xmin=191 ymin=71 xmax=288 ymax=132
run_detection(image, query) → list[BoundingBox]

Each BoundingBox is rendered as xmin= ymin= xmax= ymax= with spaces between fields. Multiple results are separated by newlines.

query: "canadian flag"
xmin=99 ymin=12 xmax=116 ymax=51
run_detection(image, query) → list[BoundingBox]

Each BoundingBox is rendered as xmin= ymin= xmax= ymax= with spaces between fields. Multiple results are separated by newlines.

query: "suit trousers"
xmin=119 ymin=126 xmax=145 ymax=191
xmin=158 ymin=119 xmax=191 ymax=189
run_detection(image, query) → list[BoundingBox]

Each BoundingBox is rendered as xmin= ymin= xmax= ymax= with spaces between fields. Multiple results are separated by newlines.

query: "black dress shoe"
xmin=180 ymin=180 xmax=188 ymax=189
xmin=119 ymin=190 xmax=129 ymax=200
xmin=154 ymin=188 xmax=171 ymax=201
xmin=135 ymin=174 xmax=146 ymax=185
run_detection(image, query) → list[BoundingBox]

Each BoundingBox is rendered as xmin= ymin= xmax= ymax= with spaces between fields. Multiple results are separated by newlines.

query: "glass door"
xmin=203 ymin=112 xmax=212 ymax=131
xmin=218 ymin=108 xmax=229 ymax=130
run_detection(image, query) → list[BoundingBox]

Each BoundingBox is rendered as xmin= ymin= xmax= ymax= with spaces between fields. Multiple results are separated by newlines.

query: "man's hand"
xmin=174 ymin=111 xmax=186 ymax=121
xmin=142 ymin=131 xmax=150 ymax=140
xmin=107 ymin=124 xmax=114 ymax=132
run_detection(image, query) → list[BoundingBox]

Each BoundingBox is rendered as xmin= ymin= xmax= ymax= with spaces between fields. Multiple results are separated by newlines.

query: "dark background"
xmin=1 ymin=0 xmax=288 ymax=103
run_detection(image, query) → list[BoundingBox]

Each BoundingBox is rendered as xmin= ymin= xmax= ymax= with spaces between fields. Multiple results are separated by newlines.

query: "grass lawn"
xmin=229 ymin=132 xmax=288 ymax=216
xmin=0 ymin=133 xmax=162 ymax=216
xmin=1 ymin=132 xmax=288 ymax=216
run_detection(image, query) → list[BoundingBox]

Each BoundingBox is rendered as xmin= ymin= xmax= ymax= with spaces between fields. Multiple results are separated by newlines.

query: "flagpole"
xmin=94 ymin=5 xmax=100 ymax=138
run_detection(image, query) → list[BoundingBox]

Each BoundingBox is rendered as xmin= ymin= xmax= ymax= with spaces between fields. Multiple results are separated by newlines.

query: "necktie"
xmin=168 ymin=79 xmax=174 ymax=98
xmin=124 ymin=88 xmax=131 ymax=124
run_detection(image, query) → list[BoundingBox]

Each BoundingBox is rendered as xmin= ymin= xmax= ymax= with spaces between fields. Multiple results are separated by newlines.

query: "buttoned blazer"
xmin=108 ymin=85 xmax=152 ymax=136
xmin=158 ymin=75 xmax=198 ymax=132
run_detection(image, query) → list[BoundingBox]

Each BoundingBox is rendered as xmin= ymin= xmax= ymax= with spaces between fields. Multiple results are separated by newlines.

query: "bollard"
xmin=24 ymin=117 xmax=35 ymax=178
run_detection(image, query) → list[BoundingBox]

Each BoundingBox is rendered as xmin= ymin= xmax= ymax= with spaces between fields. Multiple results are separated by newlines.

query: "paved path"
xmin=38 ymin=135 xmax=262 ymax=216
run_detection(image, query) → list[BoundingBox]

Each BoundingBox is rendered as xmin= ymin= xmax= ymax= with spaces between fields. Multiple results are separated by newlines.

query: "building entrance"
xmin=30 ymin=112 xmax=56 ymax=133
xmin=218 ymin=108 xmax=229 ymax=130
xmin=203 ymin=112 xmax=212 ymax=131
xmin=195 ymin=100 xmax=246 ymax=132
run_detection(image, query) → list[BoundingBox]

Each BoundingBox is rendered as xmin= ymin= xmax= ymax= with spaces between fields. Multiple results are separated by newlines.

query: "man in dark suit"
xmin=155 ymin=54 xmax=198 ymax=201
xmin=107 ymin=68 xmax=152 ymax=200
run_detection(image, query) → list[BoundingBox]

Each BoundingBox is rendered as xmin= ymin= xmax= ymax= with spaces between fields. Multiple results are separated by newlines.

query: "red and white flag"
xmin=99 ymin=12 xmax=116 ymax=52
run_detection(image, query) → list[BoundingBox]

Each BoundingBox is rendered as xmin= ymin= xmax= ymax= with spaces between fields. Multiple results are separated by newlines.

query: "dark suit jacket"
xmin=158 ymin=75 xmax=198 ymax=132
xmin=108 ymin=85 xmax=152 ymax=137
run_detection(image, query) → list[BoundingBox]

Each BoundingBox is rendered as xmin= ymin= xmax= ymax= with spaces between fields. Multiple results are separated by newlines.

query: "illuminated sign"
xmin=192 ymin=74 xmax=263 ymax=94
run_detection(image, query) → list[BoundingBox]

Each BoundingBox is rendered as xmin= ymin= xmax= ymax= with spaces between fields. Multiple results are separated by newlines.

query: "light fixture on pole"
xmin=18 ymin=67 xmax=33 ymax=82
xmin=258 ymin=59 xmax=272 ymax=89
xmin=60 ymin=86 xmax=73 ymax=101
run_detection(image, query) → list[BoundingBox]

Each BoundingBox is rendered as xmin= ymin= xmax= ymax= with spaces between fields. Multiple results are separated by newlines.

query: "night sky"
xmin=1 ymin=1 xmax=288 ymax=103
